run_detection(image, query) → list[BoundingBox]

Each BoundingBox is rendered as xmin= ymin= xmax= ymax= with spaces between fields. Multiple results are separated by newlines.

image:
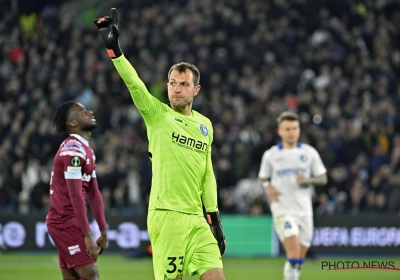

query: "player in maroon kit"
xmin=46 ymin=101 xmax=107 ymax=280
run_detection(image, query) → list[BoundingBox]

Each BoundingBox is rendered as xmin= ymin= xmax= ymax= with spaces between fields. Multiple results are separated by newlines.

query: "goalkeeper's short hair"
xmin=168 ymin=62 xmax=200 ymax=86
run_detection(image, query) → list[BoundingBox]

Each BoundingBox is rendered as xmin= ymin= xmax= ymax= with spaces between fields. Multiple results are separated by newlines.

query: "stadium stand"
xmin=1 ymin=0 xmax=400 ymax=216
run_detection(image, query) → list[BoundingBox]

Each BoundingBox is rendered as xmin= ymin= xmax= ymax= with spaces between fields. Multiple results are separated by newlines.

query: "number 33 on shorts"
xmin=167 ymin=256 xmax=184 ymax=274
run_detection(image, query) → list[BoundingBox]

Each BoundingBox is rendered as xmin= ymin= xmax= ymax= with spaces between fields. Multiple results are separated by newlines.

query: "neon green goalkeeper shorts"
xmin=147 ymin=209 xmax=223 ymax=280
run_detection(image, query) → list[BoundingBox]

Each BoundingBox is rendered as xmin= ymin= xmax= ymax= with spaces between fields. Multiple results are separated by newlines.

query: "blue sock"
xmin=288 ymin=258 xmax=304 ymax=267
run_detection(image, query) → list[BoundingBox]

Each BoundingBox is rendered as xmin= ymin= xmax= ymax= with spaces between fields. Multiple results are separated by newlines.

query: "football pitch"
xmin=1 ymin=252 xmax=400 ymax=280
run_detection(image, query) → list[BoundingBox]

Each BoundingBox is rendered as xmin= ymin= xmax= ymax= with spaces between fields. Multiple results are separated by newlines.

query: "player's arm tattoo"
xmin=306 ymin=173 xmax=327 ymax=185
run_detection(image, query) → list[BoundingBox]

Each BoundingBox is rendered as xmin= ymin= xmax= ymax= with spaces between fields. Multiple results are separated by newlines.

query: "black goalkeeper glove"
xmin=207 ymin=211 xmax=226 ymax=256
xmin=93 ymin=8 xmax=123 ymax=59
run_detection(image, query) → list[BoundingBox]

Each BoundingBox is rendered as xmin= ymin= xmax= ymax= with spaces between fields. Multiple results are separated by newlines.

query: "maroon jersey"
xmin=46 ymin=134 xmax=103 ymax=234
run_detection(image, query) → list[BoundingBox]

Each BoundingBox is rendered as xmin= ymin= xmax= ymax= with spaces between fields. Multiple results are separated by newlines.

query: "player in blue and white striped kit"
xmin=258 ymin=111 xmax=327 ymax=280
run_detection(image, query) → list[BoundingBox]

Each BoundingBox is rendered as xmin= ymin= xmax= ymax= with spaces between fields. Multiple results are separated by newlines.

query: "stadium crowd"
xmin=1 ymin=0 xmax=400 ymax=217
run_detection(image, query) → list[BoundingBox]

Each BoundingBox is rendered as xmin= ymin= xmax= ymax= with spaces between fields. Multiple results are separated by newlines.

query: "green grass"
xmin=1 ymin=252 xmax=400 ymax=279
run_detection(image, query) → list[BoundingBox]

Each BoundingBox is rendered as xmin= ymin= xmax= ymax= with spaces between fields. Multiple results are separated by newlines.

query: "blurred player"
xmin=93 ymin=8 xmax=225 ymax=280
xmin=258 ymin=112 xmax=327 ymax=280
xmin=46 ymin=101 xmax=107 ymax=280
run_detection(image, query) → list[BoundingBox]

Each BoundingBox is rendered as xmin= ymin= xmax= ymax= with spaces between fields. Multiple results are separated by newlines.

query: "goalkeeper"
xmin=94 ymin=9 xmax=225 ymax=280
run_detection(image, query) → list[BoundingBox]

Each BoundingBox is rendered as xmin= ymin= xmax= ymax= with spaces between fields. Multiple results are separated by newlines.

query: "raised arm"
xmin=93 ymin=8 xmax=161 ymax=118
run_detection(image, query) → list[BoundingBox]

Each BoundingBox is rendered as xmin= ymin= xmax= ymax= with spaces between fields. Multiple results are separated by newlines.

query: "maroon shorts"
xmin=47 ymin=223 xmax=94 ymax=270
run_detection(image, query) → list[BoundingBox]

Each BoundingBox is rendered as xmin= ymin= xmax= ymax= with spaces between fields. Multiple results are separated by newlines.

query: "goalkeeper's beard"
xmin=169 ymin=98 xmax=193 ymax=110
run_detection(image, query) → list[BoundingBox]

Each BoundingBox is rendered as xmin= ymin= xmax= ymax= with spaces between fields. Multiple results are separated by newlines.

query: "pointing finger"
xmin=111 ymin=8 xmax=118 ymax=26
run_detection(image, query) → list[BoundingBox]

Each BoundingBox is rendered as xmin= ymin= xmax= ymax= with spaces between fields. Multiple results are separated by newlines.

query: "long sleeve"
xmin=201 ymin=131 xmax=218 ymax=212
xmin=66 ymin=178 xmax=91 ymax=234
xmin=87 ymin=178 xmax=107 ymax=231
xmin=112 ymin=55 xmax=156 ymax=112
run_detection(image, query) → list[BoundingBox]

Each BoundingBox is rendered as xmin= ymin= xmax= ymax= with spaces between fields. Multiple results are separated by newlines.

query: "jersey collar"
xmin=278 ymin=141 xmax=302 ymax=150
xmin=70 ymin=134 xmax=89 ymax=146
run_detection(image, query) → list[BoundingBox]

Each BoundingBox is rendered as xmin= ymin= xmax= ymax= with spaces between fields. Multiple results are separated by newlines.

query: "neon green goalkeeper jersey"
xmin=112 ymin=55 xmax=218 ymax=214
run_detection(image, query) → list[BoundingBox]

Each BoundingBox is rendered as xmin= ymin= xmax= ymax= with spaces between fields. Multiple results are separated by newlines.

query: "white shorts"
xmin=273 ymin=215 xmax=313 ymax=248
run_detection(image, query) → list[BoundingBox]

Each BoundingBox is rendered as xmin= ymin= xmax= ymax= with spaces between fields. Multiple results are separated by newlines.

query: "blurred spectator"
xmin=0 ymin=175 xmax=10 ymax=212
xmin=385 ymin=172 xmax=400 ymax=213
xmin=30 ymin=165 xmax=50 ymax=213
xmin=315 ymin=193 xmax=335 ymax=216
xmin=3 ymin=161 xmax=24 ymax=213
xmin=125 ymin=170 xmax=145 ymax=216
xmin=346 ymin=178 xmax=368 ymax=215
xmin=19 ymin=158 xmax=40 ymax=214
